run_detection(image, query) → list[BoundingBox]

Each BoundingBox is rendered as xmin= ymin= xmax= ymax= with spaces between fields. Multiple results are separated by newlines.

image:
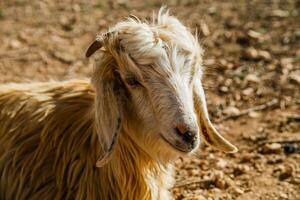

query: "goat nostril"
xmin=175 ymin=125 xmax=196 ymax=144
xmin=175 ymin=123 xmax=189 ymax=135
xmin=182 ymin=131 xmax=195 ymax=143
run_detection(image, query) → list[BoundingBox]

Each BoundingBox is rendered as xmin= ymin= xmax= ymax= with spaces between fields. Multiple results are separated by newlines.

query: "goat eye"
xmin=125 ymin=77 xmax=140 ymax=87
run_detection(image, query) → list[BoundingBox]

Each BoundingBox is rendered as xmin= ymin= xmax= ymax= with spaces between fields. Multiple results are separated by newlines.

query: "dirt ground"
xmin=0 ymin=0 xmax=299 ymax=199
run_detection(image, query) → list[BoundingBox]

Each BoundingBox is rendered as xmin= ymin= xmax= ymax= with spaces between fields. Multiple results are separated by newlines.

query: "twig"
xmin=258 ymin=138 xmax=300 ymax=145
xmin=287 ymin=115 xmax=300 ymax=122
xmin=218 ymin=99 xmax=279 ymax=122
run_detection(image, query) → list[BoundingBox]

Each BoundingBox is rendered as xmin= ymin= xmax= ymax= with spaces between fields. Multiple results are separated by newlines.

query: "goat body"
xmin=0 ymin=80 xmax=173 ymax=200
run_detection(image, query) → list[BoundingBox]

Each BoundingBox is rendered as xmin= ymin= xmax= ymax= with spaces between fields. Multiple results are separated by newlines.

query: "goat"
xmin=0 ymin=9 xmax=237 ymax=200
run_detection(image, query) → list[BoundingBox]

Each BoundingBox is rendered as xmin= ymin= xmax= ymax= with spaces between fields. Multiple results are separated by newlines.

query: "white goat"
xmin=0 ymin=9 xmax=237 ymax=200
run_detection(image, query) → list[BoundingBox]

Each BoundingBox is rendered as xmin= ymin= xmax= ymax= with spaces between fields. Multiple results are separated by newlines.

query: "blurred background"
xmin=0 ymin=0 xmax=299 ymax=199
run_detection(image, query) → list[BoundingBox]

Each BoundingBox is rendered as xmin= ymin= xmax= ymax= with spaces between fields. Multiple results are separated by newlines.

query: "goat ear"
xmin=193 ymin=77 xmax=238 ymax=153
xmin=93 ymin=77 xmax=122 ymax=167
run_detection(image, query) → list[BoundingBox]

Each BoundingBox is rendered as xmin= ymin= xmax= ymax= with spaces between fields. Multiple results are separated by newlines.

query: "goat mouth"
xmin=160 ymin=133 xmax=195 ymax=153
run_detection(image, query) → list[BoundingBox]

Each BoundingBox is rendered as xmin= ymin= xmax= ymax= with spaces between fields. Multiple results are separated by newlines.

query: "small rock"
xmin=291 ymin=174 xmax=300 ymax=185
xmin=216 ymin=159 xmax=227 ymax=169
xmin=219 ymin=86 xmax=229 ymax=93
xmin=72 ymin=4 xmax=81 ymax=12
xmin=289 ymin=73 xmax=300 ymax=85
xmin=248 ymin=111 xmax=261 ymax=118
xmin=280 ymin=58 xmax=293 ymax=69
xmin=262 ymin=143 xmax=282 ymax=154
xmin=215 ymin=178 xmax=227 ymax=190
xmin=279 ymin=192 xmax=288 ymax=199
xmin=233 ymin=187 xmax=244 ymax=194
xmin=258 ymin=50 xmax=271 ymax=61
xmin=243 ymin=48 xmax=271 ymax=61
xmin=223 ymin=106 xmax=240 ymax=116
xmin=224 ymin=78 xmax=233 ymax=86
xmin=199 ymin=21 xmax=210 ymax=36
xmin=242 ymin=88 xmax=254 ymax=96
xmin=190 ymin=169 xmax=199 ymax=176
xmin=271 ymin=9 xmax=289 ymax=17
xmin=278 ymin=164 xmax=294 ymax=180
xmin=219 ymin=58 xmax=228 ymax=66
xmin=245 ymin=74 xmax=260 ymax=83
xmin=208 ymin=6 xmax=217 ymax=15
xmin=243 ymin=47 xmax=258 ymax=60
xmin=204 ymin=58 xmax=215 ymax=66
xmin=9 ymin=39 xmax=22 ymax=49
xmin=248 ymin=30 xmax=262 ymax=39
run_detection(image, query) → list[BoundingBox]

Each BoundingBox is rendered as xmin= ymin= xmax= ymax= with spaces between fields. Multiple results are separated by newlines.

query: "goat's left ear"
xmin=93 ymin=75 xmax=122 ymax=168
xmin=193 ymin=77 xmax=238 ymax=153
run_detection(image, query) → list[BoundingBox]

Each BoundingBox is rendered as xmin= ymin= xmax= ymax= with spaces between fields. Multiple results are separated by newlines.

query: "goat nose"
xmin=175 ymin=123 xmax=196 ymax=144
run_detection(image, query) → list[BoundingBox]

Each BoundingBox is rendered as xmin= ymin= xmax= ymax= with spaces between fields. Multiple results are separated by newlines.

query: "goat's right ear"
xmin=193 ymin=76 xmax=238 ymax=153
xmin=86 ymin=37 xmax=104 ymax=57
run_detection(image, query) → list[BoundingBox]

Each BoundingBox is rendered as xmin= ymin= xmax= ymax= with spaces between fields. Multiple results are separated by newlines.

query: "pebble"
xmin=233 ymin=187 xmax=244 ymax=194
xmin=215 ymin=178 xmax=227 ymax=190
xmin=216 ymin=159 xmax=227 ymax=169
xmin=278 ymin=164 xmax=294 ymax=180
xmin=279 ymin=192 xmax=288 ymax=199
xmin=248 ymin=30 xmax=262 ymax=39
xmin=243 ymin=47 xmax=271 ymax=61
xmin=289 ymin=74 xmax=300 ymax=85
xmin=245 ymin=74 xmax=260 ymax=83
xmin=242 ymin=87 xmax=254 ymax=96
xmin=243 ymin=47 xmax=258 ymax=59
xmin=219 ymin=86 xmax=229 ymax=93
xmin=248 ymin=111 xmax=261 ymax=118
xmin=223 ymin=106 xmax=240 ymax=116
xmin=262 ymin=143 xmax=282 ymax=154
xmin=199 ymin=21 xmax=210 ymax=36
xmin=258 ymin=50 xmax=271 ymax=61
xmin=9 ymin=39 xmax=22 ymax=49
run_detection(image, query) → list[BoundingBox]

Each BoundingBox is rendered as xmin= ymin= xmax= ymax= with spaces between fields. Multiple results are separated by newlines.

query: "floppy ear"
xmin=193 ymin=76 xmax=238 ymax=153
xmin=93 ymin=72 xmax=122 ymax=167
xmin=87 ymin=33 xmax=122 ymax=167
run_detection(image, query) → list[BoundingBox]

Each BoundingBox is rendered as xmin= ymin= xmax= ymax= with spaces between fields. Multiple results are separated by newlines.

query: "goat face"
xmin=87 ymin=11 xmax=237 ymax=166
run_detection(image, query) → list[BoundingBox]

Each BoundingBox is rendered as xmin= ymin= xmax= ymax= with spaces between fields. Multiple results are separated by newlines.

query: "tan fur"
xmin=0 ymin=80 xmax=173 ymax=199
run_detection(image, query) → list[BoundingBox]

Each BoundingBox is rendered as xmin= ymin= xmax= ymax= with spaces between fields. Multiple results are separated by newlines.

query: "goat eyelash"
xmin=125 ymin=76 xmax=142 ymax=87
